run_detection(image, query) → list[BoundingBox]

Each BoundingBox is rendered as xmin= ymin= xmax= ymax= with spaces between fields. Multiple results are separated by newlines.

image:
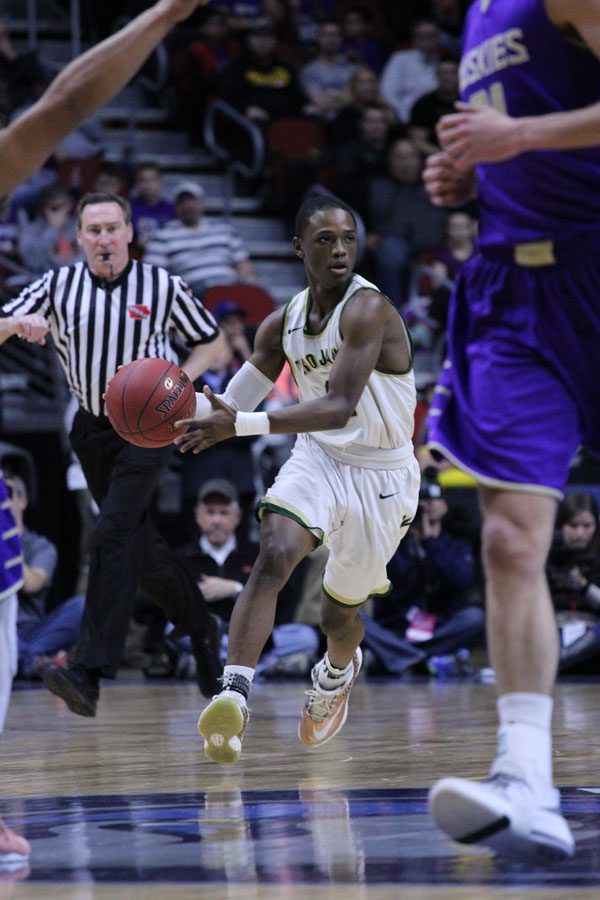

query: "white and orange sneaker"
xmin=198 ymin=692 xmax=249 ymax=764
xmin=298 ymin=648 xmax=362 ymax=748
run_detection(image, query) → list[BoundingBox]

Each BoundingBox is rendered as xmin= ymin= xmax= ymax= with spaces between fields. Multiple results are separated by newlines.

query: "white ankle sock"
xmin=317 ymin=653 xmax=353 ymax=690
xmin=493 ymin=692 xmax=554 ymax=788
xmin=221 ymin=665 xmax=254 ymax=701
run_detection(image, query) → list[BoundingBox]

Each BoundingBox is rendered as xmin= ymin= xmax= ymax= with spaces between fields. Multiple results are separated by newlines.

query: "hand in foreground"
xmin=423 ymin=151 xmax=477 ymax=208
xmin=174 ymin=385 xmax=236 ymax=453
xmin=437 ymin=102 xmax=525 ymax=171
xmin=11 ymin=314 xmax=49 ymax=345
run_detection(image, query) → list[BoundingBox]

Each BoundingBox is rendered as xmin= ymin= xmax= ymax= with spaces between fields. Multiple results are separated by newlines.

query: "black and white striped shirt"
xmin=2 ymin=259 xmax=218 ymax=417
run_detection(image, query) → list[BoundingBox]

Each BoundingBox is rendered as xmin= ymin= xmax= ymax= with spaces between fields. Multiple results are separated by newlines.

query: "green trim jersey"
xmin=281 ymin=274 xmax=416 ymax=469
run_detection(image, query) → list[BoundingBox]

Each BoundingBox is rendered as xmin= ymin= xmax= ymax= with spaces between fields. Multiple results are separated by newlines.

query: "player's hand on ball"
xmin=174 ymin=385 xmax=236 ymax=453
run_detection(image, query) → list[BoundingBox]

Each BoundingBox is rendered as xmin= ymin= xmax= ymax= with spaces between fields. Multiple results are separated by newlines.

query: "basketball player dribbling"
xmin=423 ymin=0 xmax=600 ymax=859
xmin=176 ymin=194 xmax=421 ymax=765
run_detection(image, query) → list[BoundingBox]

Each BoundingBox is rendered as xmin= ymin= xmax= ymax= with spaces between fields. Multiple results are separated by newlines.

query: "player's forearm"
xmin=266 ymin=394 xmax=353 ymax=434
xmin=518 ymin=102 xmax=600 ymax=152
xmin=42 ymin=8 xmax=170 ymax=122
xmin=0 ymin=4 xmax=194 ymax=194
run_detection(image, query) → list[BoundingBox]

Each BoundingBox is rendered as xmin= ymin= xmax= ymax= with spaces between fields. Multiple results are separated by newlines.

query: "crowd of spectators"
xmin=11 ymin=0 xmax=600 ymax=689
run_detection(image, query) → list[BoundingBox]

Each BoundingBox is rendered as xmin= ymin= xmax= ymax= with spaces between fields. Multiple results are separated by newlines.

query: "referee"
xmin=2 ymin=191 xmax=228 ymax=717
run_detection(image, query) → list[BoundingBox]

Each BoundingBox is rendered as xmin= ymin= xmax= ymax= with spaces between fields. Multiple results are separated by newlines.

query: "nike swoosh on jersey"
xmin=379 ymin=491 xmax=400 ymax=499
xmin=288 ymin=325 xmax=304 ymax=333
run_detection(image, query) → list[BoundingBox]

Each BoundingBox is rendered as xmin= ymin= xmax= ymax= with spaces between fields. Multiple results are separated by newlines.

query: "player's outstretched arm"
xmin=266 ymin=290 xmax=389 ymax=434
xmin=177 ymin=289 xmax=394 ymax=453
xmin=0 ymin=0 xmax=211 ymax=195
xmin=175 ymin=309 xmax=286 ymax=453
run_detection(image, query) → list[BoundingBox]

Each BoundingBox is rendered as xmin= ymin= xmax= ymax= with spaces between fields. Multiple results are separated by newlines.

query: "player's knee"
xmin=320 ymin=603 xmax=358 ymax=638
xmin=252 ymin=534 xmax=300 ymax=590
xmin=482 ymin=513 xmax=546 ymax=577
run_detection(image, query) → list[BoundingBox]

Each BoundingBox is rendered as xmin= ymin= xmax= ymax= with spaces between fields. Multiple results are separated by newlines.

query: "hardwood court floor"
xmin=1 ymin=675 xmax=599 ymax=898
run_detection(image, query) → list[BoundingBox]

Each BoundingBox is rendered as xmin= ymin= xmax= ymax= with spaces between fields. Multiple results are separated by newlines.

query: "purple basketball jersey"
xmin=461 ymin=0 xmax=600 ymax=246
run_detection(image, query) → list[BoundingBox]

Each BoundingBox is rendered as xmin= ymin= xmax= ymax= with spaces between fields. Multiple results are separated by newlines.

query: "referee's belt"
xmin=479 ymin=229 xmax=600 ymax=267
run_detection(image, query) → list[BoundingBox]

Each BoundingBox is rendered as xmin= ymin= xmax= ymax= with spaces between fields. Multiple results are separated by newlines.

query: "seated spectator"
xmin=4 ymin=474 xmax=84 ymax=680
xmin=380 ymin=19 xmax=441 ymax=123
xmin=408 ymin=56 xmax=459 ymax=157
xmin=92 ymin=161 xmax=130 ymax=198
xmin=328 ymin=63 xmax=398 ymax=147
xmin=144 ymin=180 xmax=260 ymax=296
xmin=214 ymin=0 xmax=284 ymax=37
xmin=283 ymin=0 xmax=339 ymax=58
xmin=332 ymin=102 xmax=393 ymax=222
xmin=219 ymin=18 xmax=308 ymax=126
xmin=130 ymin=162 xmax=175 ymax=251
xmin=431 ymin=0 xmax=466 ymax=57
xmin=367 ymin=476 xmax=484 ymax=676
xmin=179 ymin=479 xmax=257 ymax=623
xmin=340 ymin=6 xmax=385 ymax=74
xmin=403 ymin=210 xmax=476 ymax=381
xmin=365 ymin=136 xmax=448 ymax=307
xmin=169 ymin=7 xmax=238 ymax=140
xmin=213 ymin=299 xmax=254 ymax=363
xmin=547 ymin=493 xmax=600 ymax=674
xmin=18 ymin=184 xmax=81 ymax=276
xmin=300 ymin=19 xmax=356 ymax=121
xmin=145 ymin=477 xmax=306 ymax=676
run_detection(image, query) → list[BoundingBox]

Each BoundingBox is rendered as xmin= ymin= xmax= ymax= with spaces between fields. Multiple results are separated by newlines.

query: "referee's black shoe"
xmin=191 ymin=614 xmax=223 ymax=698
xmin=43 ymin=664 xmax=100 ymax=717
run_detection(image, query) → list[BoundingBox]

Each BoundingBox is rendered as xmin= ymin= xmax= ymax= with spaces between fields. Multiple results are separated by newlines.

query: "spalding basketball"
xmin=105 ymin=358 xmax=196 ymax=448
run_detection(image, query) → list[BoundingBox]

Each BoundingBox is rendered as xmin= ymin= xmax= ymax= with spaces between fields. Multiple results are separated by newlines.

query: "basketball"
xmin=105 ymin=358 xmax=196 ymax=448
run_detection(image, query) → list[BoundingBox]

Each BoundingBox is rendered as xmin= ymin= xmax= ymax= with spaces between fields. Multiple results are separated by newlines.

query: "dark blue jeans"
xmin=362 ymin=606 xmax=485 ymax=675
xmin=18 ymin=594 xmax=85 ymax=676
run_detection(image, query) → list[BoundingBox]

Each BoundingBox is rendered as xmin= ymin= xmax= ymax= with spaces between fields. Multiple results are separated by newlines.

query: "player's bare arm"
xmin=0 ymin=0 xmax=211 ymax=195
xmin=175 ymin=291 xmax=397 ymax=453
xmin=0 ymin=314 xmax=48 ymax=346
xmin=175 ymin=309 xmax=287 ymax=453
xmin=438 ymin=0 xmax=600 ymax=172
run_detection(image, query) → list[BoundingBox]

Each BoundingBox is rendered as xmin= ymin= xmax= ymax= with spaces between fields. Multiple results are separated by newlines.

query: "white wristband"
xmin=235 ymin=411 xmax=270 ymax=436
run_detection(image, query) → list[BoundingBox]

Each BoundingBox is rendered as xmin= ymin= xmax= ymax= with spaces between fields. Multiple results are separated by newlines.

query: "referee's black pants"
xmin=69 ymin=409 xmax=213 ymax=678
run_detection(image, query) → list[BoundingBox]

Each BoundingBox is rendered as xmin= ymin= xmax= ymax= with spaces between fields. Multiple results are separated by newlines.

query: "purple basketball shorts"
xmin=428 ymin=244 xmax=600 ymax=497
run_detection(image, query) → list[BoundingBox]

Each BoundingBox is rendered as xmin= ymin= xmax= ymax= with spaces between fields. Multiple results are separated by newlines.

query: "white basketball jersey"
xmin=281 ymin=274 xmax=416 ymax=468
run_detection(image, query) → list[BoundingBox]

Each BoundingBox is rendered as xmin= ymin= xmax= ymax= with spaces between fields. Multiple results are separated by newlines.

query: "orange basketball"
xmin=105 ymin=358 xmax=196 ymax=448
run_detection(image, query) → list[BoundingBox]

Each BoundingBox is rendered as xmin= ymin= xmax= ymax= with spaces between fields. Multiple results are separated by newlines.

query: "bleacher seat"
xmin=201 ymin=284 xmax=276 ymax=327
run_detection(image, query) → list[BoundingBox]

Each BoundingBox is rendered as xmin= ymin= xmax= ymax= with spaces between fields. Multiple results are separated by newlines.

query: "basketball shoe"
xmin=198 ymin=692 xmax=249 ymax=764
xmin=429 ymin=773 xmax=574 ymax=859
xmin=43 ymin=663 xmax=100 ymax=717
xmin=0 ymin=820 xmax=30 ymax=866
xmin=299 ymin=647 xmax=362 ymax=748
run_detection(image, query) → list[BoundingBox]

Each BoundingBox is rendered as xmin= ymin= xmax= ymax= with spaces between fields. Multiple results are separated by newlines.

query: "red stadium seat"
xmin=201 ymin=284 xmax=276 ymax=327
